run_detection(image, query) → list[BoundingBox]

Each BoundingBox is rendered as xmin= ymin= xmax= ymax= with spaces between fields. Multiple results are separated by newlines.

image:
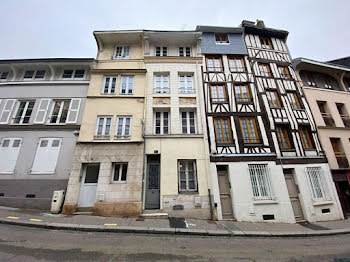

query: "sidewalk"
xmin=1 ymin=206 xmax=350 ymax=237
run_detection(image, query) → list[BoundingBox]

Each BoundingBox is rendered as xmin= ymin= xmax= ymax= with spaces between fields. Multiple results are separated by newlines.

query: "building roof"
xmin=241 ymin=20 xmax=289 ymax=39
xmin=196 ymin=25 xmax=243 ymax=34
xmin=0 ymin=58 xmax=94 ymax=64
xmin=327 ymin=56 xmax=350 ymax=68
xmin=293 ymin=57 xmax=350 ymax=72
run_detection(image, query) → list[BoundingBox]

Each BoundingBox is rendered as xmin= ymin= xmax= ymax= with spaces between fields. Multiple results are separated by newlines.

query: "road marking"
xmin=6 ymin=216 xmax=19 ymax=219
xmin=29 ymin=219 xmax=43 ymax=222
xmin=104 ymin=223 xmax=117 ymax=226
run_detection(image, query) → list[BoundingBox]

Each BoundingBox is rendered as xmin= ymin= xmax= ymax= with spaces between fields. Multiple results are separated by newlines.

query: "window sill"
xmin=313 ymin=200 xmax=333 ymax=206
xmin=0 ymin=172 xmax=14 ymax=175
xmin=114 ymin=136 xmax=131 ymax=140
xmin=179 ymin=191 xmax=199 ymax=195
xmin=153 ymin=92 xmax=170 ymax=96
xmin=30 ymin=172 xmax=55 ymax=175
xmin=119 ymin=94 xmax=134 ymax=96
xmin=217 ymin=143 xmax=235 ymax=147
xmin=111 ymin=181 xmax=127 ymax=184
xmin=215 ymin=42 xmax=230 ymax=45
xmin=280 ymin=149 xmax=296 ymax=152
xmin=253 ymin=200 xmax=278 ymax=205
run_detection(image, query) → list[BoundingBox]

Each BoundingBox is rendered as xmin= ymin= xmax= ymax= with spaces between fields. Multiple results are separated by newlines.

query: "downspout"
xmin=140 ymin=119 xmax=146 ymax=212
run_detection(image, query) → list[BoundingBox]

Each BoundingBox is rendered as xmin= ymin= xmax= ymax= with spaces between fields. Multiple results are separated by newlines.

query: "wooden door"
xmin=145 ymin=162 xmax=160 ymax=209
xmin=217 ymin=171 xmax=233 ymax=218
xmin=284 ymin=174 xmax=304 ymax=222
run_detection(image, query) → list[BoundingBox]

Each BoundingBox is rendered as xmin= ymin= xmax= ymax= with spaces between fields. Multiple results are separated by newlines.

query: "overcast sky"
xmin=1 ymin=0 xmax=349 ymax=62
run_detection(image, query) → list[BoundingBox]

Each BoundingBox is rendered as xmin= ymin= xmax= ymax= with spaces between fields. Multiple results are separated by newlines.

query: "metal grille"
xmin=306 ymin=167 xmax=330 ymax=201
xmin=248 ymin=164 xmax=275 ymax=201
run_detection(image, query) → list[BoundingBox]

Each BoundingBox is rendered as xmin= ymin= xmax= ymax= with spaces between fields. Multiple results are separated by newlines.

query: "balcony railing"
xmin=340 ymin=115 xmax=350 ymax=128
xmin=321 ymin=113 xmax=335 ymax=126
xmin=334 ymin=152 xmax=349 ymax=168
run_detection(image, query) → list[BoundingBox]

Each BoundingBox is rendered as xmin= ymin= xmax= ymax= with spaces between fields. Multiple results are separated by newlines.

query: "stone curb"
xmin=0 ymin=218 xmax=350 ymax=237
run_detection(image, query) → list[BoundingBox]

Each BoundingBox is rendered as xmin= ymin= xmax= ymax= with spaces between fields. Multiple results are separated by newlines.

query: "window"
xmin=62 ymin=69 xmax=85 ymax=79
xmin=113 ymin=163 xmax=128 ymax=182
xmin=276 ymin=125 xmax=293 ymax=149
xmin=287 ymin=92 xmax=302 ymax=109
xmin=179 ymin=47 xmax=191 ymax=57
xmin=102 ymin=76 xmax=117 ymax=94
xmin=215 ymin=33 xmax=229 ymax=44
xmin=258 ymin=63 xmax=272 ymax=77
xmin=115 ymin=46 xmax=130 ymax=59
xmin=154 ymin=75 xmax=169 ymax=93
xmin=210 ymin=85 xmax=227 ymax=103
xmin=240 ymin=117 xmax=260 ymax=144
xmin=277 ymin=65 xmax=291 ymax=79
xmin=31 ymin=138 xmax=61 ymax=174
xmin=299 ymin=126 xmax=314 ymax=149
xmin=0 ymin=72 xmax=8 ymax=80
xmin=214 ymin=117 xmax=233 ymax=144
xmin=155 ymin=46 xmax=167 ymax=56
xmin=302 ymin=71 xmax=316 ymax=87
xmin=49 ymin=100 xmax=70 ymax=124
xmin=324 ymin=76 xmax=333 ymax=89
xmin=234 ymin=84 xmax=251 ymax=103
xmin=331 ymin=138 xmax=349 ymax=168
xmin=179 ymin=75 xmax=193 ymax=93
xmin=155 ymin=111 xmax=169 ymax=134
xmin=249 ymin=164 xmax=274 ymax=200
xmin=0 ymin=138 xmax=22 ymax=174
xmin=0 ymin=99 xmax=16 ymax=124
xmin=181 ymin=111 xmax=196 ymax=134
xmin=206 ymin=56 xmax=223 ymax=72
xmin=95 ymin=116 xmax=112 ymax=138
xmin=13 ymin=101 xmax=35 ymax=124
xmin=23 ymin=70 xmax=46 ymax=80
xmin=115 ymin=116 xmax=132 ymax=139
xmin=228 ymin=56 xmax=245 ymax=72
xmin=259 ymin=37 xmax=273 ymax=49
xmin=336 ymin=103 xmax=350 ymax=127
xmin=344 ymin=78 xmax=350 ymax=92
xmin=120 ymin=76 xmax=134 ymax=94
xmin=307 ymin=167 xmax=330 ymax=201
xmin=266 ymin=91 xmax=282 ymax=108
xmin=178 ymin=160 xmax=197 ymax=192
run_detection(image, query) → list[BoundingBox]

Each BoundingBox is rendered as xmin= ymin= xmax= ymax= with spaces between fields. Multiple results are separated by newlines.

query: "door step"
xmin=141 ymin=212 xmax=168 ymax=219
xmin=73 ymin=211 xmax=93 ymax=216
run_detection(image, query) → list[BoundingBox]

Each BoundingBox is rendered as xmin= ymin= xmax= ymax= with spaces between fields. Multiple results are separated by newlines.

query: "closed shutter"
xmin=0 ymin=138 xmax=22 ymax=174
xmin=31 ymin=138 xmax=62 ymax=174
xmin=66 ymin=98 xmax=81 ymax=123
xmin=34 ymin=99 xmax=51 ymax=124
xmin=0 ymin=99 xmax=16 ymax=124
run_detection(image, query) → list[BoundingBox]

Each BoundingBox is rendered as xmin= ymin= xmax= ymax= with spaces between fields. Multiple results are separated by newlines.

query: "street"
xmin=0 ymin=224 xmax=349 ymax=261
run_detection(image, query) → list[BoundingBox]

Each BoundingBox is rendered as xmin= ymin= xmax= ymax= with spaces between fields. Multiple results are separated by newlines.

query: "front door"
xmin=78 ymin=164 xmax=100 ymax=207
xmin=284 ymin=172 xmax=304 ymax=222
xmin=145 ymin=155 xmax=160 ymax=209
xmin=217 ymin=169 xmax=233 ymax=218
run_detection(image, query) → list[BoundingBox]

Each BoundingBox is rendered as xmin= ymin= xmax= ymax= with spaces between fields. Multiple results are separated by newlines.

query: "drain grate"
xmin=300 ymin=222 xmax=329 ymax=231
xmin=169 ymin=217 xmax=187 ymax=228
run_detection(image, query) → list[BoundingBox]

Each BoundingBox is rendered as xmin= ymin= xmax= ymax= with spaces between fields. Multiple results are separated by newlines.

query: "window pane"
xmin=13 ymin=139 xmax=21 ymax=147
xmin=121 ymin=164 xmax=127 ymax=181
xmin=74 ymin=70 xmax=85 ymax=78
xmin=59 ymin=101 xmax=70 ymax=123
xmin=40 ymin=140 xmax=48 ymax=147
xmin=2 ymin=139 xmax=10 ymax=147
xmin=52 ymin=139 xmax=60 ymax=147
xmin=35 ymin=70 xmax=45 ymax=79
xmin=24 ymin=71 xmax=34 ymax=79
xmin=63 ymin=70 xmax=73 ymax=78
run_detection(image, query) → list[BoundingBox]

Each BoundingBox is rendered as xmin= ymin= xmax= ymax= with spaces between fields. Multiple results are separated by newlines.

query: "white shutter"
xmin=0 ymin=138 xmax=22 ymax=174
xmin=66 ymin=99 xmax=81 ymax=123
xmin=34 ymin=98 xmax=51 ymax=124
xmin=31 ymin=138 xmax=61 ymax=174
xmin=0 ymin=99 xmax=16 ymax=124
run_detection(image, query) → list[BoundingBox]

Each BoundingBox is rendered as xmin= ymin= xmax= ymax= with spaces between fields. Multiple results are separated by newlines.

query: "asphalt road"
xmin=0 ymin=224 xmax=350 ymax=262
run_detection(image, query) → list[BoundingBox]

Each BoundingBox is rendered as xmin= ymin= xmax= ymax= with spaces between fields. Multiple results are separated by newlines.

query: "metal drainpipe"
xmin=140 ymin=120 xmax=146 ymax=212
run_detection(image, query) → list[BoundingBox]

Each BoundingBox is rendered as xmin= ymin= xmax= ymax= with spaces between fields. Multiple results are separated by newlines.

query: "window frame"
xmin=154 ymin=111 xmax=169 ymax=135
xmin=210 ymin=85 xmax=227 ymax=104
xmin=277 ymin=65 xmax=291 ymax=79
xmin=303 ymin=71 xmax=316 ymax=87
xmin=62 ymin=69 xmax=86 ymax=79
xmin=181 ymin=111 xmax=196 ymax=134
xmin=287 ymin=92 xmax=302 ymax=109
xmin=0 ymin=71 xmax=9 ymax=80
xmin=155 ymin=46 xmax=167 ymax=56
xmin=115 ymin=116 xmax=132 ymax=139
xmin=154 ymin=74 xmax=169 ymax=94
xmin=306 ymin=167 xmax=330 ymax=201
xmin=234 ymin=84 xmax=252 ymax=103
xmin=178 ymin=75 xmax=194 ymax=94
xmin=119 ymin=75 xmax=134 ymax=95
xmin=114 ymin=46 xmax=130 ymax=59
xmin=266 ymin=90 xmax=282 ymax=108
xmin=102 ymin=76 xmax=117 ymax=94
xmin=179 ymin=47 xmax=191 ymax=57
xmin=95 ymin=116 xmax=113 ymax=138
xmin=215 ymin=33 xmax=229 ymax=44
xmin=259 ymin=37 xmax=273 ymax=50
xmin=228 ymin=56 xmax=246 ymax=72
xmin=239 ymin=117 xmax=261 ymax=144
xmin=12 ymin=100 xmax=35 ymax=124
xmin=276 ymin=125 xmax=294 ymax=150
xmin=258 ymin=63 xmax=272 ymax=77
xmin=299 ymin=125 xmax=315 ymax=150
xmin=48 ymin=100 xmax=71 ymax=124
xmin=23 ymin=70 xmax=46 ymax=80
xmin=178 ymin=159 xmax=198 ymax=192
xmin=112 ymin=162 xmax=128 ymax=183
xmin=206 ymin=56 xmax=223 ymax=72
xmin=213 ymin=117 xmax=233 ymax=144
xmin=249 ymin=164 xmax=275 ymax=201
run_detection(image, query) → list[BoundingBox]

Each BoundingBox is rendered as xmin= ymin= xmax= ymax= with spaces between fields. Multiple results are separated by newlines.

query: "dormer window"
xmin=259 ymin=37 xmax=273 ymax=49
xmin=23 ymin=70 xmax=45 ymax=80
xmin=0 ymin=72 xmax=8 ymax=80
xmin=215 ymin=33 xmax=229 ymax=44
xmin=114 ymin=46 xmax=130 ymax=59
xmin=62 ymin=69 xmax=85 ymax=79
xmin=179 ymin=47 xmax=191 ymax=57
xmin=156 ymin=46 xmax=167 ymax=56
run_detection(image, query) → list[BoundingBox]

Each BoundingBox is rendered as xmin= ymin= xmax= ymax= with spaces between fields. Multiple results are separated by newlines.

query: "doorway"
xmin=145 ymin=155 xmax=160 ymax=209
xmin=78 ymin=164 xmax=100 ymax=208
xmin=217 ymin=165 xmax=234 ymax=219
xmin=283 ymin=169 xmax=304 ymax=222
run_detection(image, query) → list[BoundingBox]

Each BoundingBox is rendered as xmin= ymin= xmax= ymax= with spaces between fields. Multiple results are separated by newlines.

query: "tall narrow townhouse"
xmin=143 ymin=31 xmax=211 ymax=218
xmin=63 ymin=31 xmax=146 ymax=217
xmin=198 ymin=21 xmax=343 ymax=223
xmin=293 ymin=57 xmax=350 ymax=218
xmin=0 ymin=58 xmax=92 ymax=209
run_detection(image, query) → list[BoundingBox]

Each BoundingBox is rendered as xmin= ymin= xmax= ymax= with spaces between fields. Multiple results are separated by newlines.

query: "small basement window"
xmin=263 ymin=214 xmax=275 ymax=220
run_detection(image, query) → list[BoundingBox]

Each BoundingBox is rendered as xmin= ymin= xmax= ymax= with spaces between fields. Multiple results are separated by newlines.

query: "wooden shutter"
xmin=31 ymin=138 xmax=61 ymax=174
xmin=34 ymin=98 xmax=51 ymax=124
xmin=66 ymin=99 xmax=81 ymax=123
xmin=0 ymin=99 xmax=16 ymax=124
xmin=0 ymin=138 xmax=22 ymax=174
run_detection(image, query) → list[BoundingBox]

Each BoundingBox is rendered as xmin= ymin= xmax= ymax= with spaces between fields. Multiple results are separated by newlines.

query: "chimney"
xmin=256 ymin=20 xmax=265 ymax=27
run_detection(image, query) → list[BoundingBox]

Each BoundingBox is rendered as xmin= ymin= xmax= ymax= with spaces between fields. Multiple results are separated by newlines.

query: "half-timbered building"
xmin=197 ymin=21 xmax=343 ymax=223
